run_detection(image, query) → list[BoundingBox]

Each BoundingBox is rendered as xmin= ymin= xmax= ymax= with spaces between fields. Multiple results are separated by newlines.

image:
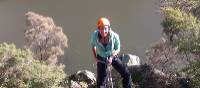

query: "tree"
xmin=160 ymin=0 xmax=200 ymax=20
xmin=0 ymin=43 xmax=66 ymax=88
xmin=25 ymin=11 xmax=68 ymax=64
xmin=159 ymin=0 xmax=200 ymax=13
xmin=161 ymin=7 xmax=200 ymax=54
xmin=146 ymin=7 xmax=200 ymax=73
xmin=146 ymin=0 xmax=200 ymax=87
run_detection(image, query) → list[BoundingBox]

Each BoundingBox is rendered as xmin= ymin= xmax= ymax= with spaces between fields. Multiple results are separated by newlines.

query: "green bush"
xmin=160 ymin=3 xmax=200 ymax=87
xmin=161 ymin=7 xmax=200 ymax=54
xmin=0 ymin=43 xmax=66 ymax=88
xmin=182 ymin=60 xmax=200 ymax=87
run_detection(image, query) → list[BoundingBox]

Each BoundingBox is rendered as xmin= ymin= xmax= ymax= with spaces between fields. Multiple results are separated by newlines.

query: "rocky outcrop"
xmin=146 ymin=37 xmax=198 ymax=74
xmin=112 ymin=64 xmax=192 ymax=88
xmin=67 ymin=54 xmax=192 ymax=88
xmin=68 ymin=70 xmax=96 ymax=88
xmin=119 ymin=54 xmax=140 ymax=66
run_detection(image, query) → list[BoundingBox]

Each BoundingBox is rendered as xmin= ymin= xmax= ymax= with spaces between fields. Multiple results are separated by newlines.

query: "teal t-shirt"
xmin=90 ymin=29 xmax=120 ymax=58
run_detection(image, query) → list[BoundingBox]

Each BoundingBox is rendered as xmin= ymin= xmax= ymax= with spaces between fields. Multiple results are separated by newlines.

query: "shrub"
xmin=0 ymin=43 xmax=66 ymax=88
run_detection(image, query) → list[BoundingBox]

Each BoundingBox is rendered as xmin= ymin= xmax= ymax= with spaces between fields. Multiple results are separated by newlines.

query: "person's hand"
xmin=108 ymin=56 xmax=113 ymax=65
xmin=95 ymin=58 xmax=99 ymax=64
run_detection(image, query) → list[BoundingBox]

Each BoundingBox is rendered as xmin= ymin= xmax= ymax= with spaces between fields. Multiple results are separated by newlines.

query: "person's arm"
xmin=91 ymin=31 xmax=98 ymax=63
xmin=92 ymin=46 xmax=98 ymax=62
xmin=112 ymin=33 xmax=120 ymax=57
xmin=108 ymin=33 xmax=120 ymax=64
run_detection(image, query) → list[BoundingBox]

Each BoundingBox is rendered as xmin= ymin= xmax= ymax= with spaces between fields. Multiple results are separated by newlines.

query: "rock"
xmin=70 ymin=80 xmax=82 ymax=88
xmin=112 ymin=64 xmax=192 ymax=88
xmin=129 ymin=64 xmax=192 ymax=88
xmin=128 ymin=64 xmax=167 ymax=88
xmin=68 ymin=70 xmax=96 ymax=87
xmin=119 ymin=54 xmax=140 ymax=66
xmin=146 ymin=37 xmax=198 ymax=74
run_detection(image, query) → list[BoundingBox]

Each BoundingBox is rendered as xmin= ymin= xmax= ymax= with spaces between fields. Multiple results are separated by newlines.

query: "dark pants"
xmin=97 ymin=55 xmax=132 ymax=88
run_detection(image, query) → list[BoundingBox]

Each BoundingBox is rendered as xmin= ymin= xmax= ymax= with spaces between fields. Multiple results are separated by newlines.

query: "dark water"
xmin=0 ymin=0 xmax=162 ymax=73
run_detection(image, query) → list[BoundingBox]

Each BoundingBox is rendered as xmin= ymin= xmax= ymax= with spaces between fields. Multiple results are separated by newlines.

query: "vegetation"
xmin=1 ymin=0 xmax=200 ymax=87
xmin=0 ymin=11 xmax=70 ymax=88
xmin=25 ymin=11 xmax=68 ymax=64
xmin=161 ymin=7 xmax=200 ymax=54
xmin=182 ymin=60 xmax=200 ymax=87
xmin=147 ymin=0 xmax=200 ymax=87
xmin=0 ymin=43 xmax=66 ymax=88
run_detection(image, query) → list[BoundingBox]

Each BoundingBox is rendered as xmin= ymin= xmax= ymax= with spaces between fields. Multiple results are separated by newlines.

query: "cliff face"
xmin=146 ymin=37 xmax=198 ymax=74
xmin=67 ymin=54 xmax=192 ymax=88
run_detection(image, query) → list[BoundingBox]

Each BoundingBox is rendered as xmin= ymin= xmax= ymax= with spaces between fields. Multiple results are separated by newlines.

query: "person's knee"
xmin=121 ymin=70 xmax=131 ymax=78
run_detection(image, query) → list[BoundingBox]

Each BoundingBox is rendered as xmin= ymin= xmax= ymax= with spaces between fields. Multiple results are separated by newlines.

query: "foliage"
xmin=160 ymin=0 xmax=200 ymax=13
xmin=161 ymin=7 xmax=199 ymax=31
xmin=146 ymin=1 xmax=200 ymax=87
xmin=147 ymin=1 xmax=200 ymax=73
xmin=25 ymin=11 xmax=68 ymax=64
xmin=160 ymin=0 xmax=200 ymax=20
xmin=146 ymin=0 xmax=200 ymax=87
xmin=0 ymin=43 xmax=66 ymax=88
xmin=182 ymin=60 xmax=200 ymax=87
xmin=161 ymin=7 xmax=200 ymax=54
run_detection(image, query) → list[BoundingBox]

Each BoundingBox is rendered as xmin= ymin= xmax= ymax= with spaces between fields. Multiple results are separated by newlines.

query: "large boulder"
xmin=119 ymin=54 xmax=140 ymax=66
xmin=68 ymin=70 xmax=96 ymax=88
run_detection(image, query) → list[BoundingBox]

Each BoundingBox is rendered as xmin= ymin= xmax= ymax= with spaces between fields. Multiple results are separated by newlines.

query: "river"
xmin=0 ymin=0 xmax=162 ymax=73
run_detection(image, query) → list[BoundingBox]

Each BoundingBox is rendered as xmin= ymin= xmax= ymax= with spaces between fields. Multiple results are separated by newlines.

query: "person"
xmin=91 ymin=17 xmax=132 ymax=88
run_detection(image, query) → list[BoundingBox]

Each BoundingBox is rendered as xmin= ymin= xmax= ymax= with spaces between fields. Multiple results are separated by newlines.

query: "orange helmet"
xmin=97 ymin=17 xmax=110 ymax=28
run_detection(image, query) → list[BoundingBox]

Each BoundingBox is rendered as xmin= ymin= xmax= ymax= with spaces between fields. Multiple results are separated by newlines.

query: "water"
xmin=0 ymin=0 xmax=162 ymax=74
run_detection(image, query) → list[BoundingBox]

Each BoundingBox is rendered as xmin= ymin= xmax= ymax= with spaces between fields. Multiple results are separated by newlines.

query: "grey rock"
xmin=68 ymin=70 xmax=96 ymax=88
xmin=119 ymin=54 xmax=140 ymax=66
